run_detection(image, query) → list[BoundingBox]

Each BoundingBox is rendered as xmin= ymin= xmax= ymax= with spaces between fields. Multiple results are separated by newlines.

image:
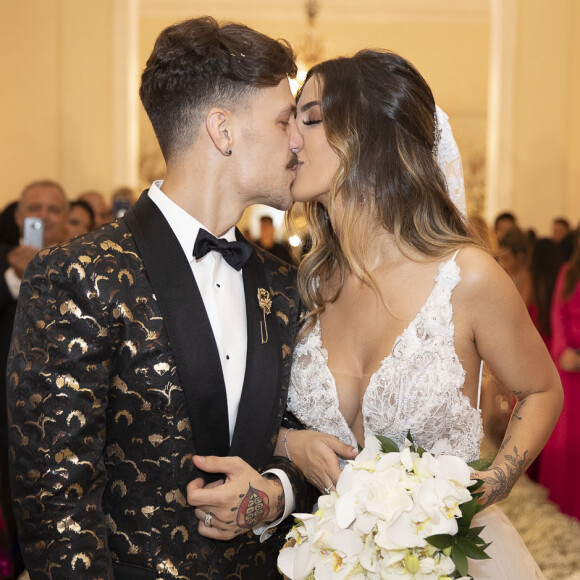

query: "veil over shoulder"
xmin=435 ymin=105 xmax=467 ymax=217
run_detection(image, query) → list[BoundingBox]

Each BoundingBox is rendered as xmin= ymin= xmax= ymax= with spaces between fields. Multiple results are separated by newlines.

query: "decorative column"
xmin=112 ymin=0 xmax=140 ymax=189
xmin=485 ymin=0 xmax=518 ymax=224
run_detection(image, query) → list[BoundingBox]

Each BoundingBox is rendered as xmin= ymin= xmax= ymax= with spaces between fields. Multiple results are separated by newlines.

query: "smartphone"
xmin=23 ymin=217 xmax=44 ymax=248
xmin=112 ymin=196 xmax=131 ymax=219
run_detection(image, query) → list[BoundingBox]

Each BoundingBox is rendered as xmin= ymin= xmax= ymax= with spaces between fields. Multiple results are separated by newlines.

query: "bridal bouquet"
xmin=278 ymin=434 xmax=491 ymax=580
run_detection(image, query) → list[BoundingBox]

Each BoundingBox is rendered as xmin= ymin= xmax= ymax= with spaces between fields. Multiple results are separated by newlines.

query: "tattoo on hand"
xmin=481 ymin=444 xmax=528 ymax=508
xmin=236 ymin=483 xmax=270 ymax=529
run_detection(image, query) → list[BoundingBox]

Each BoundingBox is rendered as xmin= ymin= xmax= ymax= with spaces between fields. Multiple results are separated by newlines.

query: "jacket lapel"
xmin=229 ymin=236 xmax=281 ymax=469
xmin=124 ymin=192 xmax=230 ymax=458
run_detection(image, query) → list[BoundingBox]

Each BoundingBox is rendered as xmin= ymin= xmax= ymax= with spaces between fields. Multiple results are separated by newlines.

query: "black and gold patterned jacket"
xmin=7 ymin=193 xmax=315 ymax=579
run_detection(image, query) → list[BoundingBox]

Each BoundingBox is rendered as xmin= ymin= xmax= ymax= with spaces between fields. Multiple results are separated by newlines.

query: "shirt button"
xmin=216 ymin=283 xmax=221 ymax=288
xmin=226 ymin=355 xmax=230 ymax=360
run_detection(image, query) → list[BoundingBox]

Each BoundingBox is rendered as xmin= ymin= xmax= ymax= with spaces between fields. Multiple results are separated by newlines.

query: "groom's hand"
xmin=187 ymin=455 xmax=284 ymax=540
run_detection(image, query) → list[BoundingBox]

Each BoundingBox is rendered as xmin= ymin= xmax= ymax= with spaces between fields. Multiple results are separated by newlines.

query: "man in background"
xmin=494 ymin=211 xmax=517 ymax=243
xmin=78 ymin=190 xmax=111 ymax=227
xmin=552 ymin=217 xmax=570 ymax=245
xmin=256 ymin=215 xmax=295 ymax=264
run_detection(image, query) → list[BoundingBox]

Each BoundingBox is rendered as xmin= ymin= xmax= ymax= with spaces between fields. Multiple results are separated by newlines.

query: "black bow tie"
xmin=192 ymin=228 xmax=252 ymax=271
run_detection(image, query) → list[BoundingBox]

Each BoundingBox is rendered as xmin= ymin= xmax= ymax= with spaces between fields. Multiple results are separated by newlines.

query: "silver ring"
xmin=324 ymin=484 xmax=334 ymax=494
xmin=204 ymin=513 xmax=213 ymax=527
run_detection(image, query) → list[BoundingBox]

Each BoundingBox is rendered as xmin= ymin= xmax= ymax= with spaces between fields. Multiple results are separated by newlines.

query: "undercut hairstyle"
xmin=295 ymin=50 xmax=472 ymax=327
xmin=140 ymin=16 xmax=297 ymax=160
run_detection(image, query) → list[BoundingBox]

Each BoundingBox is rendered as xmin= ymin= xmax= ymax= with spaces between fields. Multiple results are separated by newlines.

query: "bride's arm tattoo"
xmin=481 ymin=444 xmax=528 ymax=507
xmin=234 ymin=477 xmax=284 ymax=529
xmin=511 ymin=390 xmax=527 ymax=421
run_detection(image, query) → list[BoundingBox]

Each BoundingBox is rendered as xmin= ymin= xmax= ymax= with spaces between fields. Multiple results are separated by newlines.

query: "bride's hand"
xmin=284 ymin=429 xmax=358 ymax=494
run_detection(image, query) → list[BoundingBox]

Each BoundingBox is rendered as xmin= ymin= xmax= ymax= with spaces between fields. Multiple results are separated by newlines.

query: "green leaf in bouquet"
xmin=358 ymin=443 xmax=363 ymax=453
xmin=468 ymin=479 xmax=484 ymax=492
xmin=455 ymin=536 xmax=492 ymax=560
xmin=467 ymin=454 xmax=496 ymax=471
xmin=458 ymin=497 xmax=479 ymax=525
xmin=465 ymin=525 xmax=486 ymax=540
xmin=451 ymin=545 xmax=469 ymax=577
xmin=425 ymin=533 xmax=453 ymax=549
xmin=376 ymin=435 xmax=399 ymax=454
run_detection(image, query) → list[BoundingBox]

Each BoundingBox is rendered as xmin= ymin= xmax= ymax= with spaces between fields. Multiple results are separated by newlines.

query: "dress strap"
xmin=477 ymin=360 xmax=484 ymax=411
xmin=451 ymin=248 xmax=461 ymax=261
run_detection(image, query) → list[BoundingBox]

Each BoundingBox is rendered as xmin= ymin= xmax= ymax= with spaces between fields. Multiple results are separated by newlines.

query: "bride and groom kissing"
xmin=7 ymin=15 xmax=560 ymax=580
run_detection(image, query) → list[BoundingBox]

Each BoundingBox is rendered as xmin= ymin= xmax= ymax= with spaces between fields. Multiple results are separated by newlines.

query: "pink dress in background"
xmin=538 ymin=264 xmax=580 ymax=520
xmin=0 ymin=505 xmax=12 ymax=579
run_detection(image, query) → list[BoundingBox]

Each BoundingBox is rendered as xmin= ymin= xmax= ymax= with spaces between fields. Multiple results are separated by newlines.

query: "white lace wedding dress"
xmin=287 ymin=253 xmax=545 ymax=579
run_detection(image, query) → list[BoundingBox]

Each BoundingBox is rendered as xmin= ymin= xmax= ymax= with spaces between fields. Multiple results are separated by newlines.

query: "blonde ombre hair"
xmin=295 ymin=50 xmax=474 ymax=336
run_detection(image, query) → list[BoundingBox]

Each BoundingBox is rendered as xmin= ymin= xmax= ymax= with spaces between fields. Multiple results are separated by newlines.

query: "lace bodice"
xmin=288 ymin=254 xmax=483 ymax=463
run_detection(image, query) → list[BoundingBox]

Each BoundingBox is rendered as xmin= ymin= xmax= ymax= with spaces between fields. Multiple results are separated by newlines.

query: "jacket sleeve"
xmin=7 ymin=249 xmax=115 ymax=579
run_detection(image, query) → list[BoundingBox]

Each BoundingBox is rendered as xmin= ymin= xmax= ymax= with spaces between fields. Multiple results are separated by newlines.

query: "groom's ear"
xmin=206 ymin=108 xmax=233 ymax=156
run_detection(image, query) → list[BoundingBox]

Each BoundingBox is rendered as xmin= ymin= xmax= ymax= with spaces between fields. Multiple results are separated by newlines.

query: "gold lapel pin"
xmin=257 ymin=288 xmax=272 ymax=344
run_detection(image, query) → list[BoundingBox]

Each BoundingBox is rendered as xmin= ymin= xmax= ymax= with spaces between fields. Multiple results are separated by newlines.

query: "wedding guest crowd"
xmin=0 ymin=180 xmax=68 ymax=580
xmin=538 ymin=227 xmax=580 ymax=520
xmin=489 ymin=211 xmax=580 ymax=515
xmin=0 ymin=181 xmax=124 ymax=579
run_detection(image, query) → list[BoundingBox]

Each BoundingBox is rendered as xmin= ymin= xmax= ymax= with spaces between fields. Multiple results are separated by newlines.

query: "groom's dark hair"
xmin=140 ymin=16 xmax=297 ymax=161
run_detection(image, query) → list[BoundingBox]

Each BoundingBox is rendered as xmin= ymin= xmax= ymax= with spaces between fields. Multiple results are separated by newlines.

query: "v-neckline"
xmin=314 ymin=255 xmax=455 ymax=443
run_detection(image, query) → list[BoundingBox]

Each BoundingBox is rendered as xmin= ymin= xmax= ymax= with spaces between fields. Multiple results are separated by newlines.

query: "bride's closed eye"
xmin=303 ymin=119 xmax=322 ymax=126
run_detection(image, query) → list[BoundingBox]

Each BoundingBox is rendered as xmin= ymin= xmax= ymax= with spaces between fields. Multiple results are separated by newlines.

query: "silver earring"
xmin=225 ymin=148 xmax=232 ymax=156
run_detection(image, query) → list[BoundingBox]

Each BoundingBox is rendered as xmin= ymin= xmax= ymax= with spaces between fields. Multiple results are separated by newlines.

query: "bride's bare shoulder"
xmin=454 ymin=245 xmax=514 ymax=297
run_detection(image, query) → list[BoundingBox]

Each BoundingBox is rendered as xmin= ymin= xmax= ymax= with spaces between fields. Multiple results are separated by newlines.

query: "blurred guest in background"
xmin=552 ymin=217 xmax=570 ymax=245
xmin=494 ymin=211 xmax=517 ymax=244
xmin=559 ymin=229 xmax=575 ymax=262
xmin=529 ymin=238 xmax=563 ymax=350
xmin=539 ymin=228 xmax=580 ymax=520
xmin=0 ymin=203 xmax=20 ymax=245
xmin=497 ymin=226 xmax=533 ymax=307
xmin=256 ymin=214 xmax=295 ymax=264
xmin=78 ymin=190 xmax=111 ymax=228
xmin=111 ymin=186 xmax=136 ymax=219
xmin=65 ymin=200 xmax=95 ymax=240
xmin=1 ymin=179 xmax=68 ymax=580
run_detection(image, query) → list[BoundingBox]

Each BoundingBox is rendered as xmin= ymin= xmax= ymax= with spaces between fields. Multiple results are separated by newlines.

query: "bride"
xmin=275 ymin=50 xmax=562 ymax=578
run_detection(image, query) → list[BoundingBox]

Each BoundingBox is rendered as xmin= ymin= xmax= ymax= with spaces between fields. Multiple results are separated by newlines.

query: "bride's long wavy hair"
xmin=295 ymin=50 xmax=473 ymax=337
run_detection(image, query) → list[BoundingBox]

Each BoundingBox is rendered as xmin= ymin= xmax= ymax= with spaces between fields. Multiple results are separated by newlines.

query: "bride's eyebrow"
xmin=299 ymin=101 xmax=321 ymax=113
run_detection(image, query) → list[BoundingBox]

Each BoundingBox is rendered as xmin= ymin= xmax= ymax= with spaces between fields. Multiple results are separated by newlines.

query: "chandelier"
xmin=290 ymin=0 xmax=325 ymax=94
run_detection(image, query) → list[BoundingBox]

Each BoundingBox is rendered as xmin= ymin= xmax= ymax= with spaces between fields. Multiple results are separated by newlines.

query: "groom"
xmin=7 ymin=17 xmax=315 ymax=579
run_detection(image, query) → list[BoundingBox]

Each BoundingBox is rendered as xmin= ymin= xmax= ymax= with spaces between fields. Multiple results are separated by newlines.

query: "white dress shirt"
xmin=148 ymin=182 xmax=246 ymax=440
xmin=147 ymin=182 xmax=295 ymax=538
